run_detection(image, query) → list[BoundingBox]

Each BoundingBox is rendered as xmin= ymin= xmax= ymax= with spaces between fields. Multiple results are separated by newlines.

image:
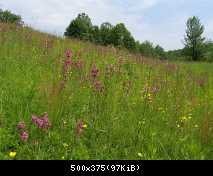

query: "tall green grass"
xmin=0 ymin=23 xmax=213 ymax=160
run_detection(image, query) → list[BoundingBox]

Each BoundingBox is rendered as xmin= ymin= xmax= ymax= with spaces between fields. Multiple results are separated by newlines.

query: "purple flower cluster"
xmin=16 ymin=112 xmax=51 ymax=142
xmin=63 ymin=59 xmax=72 ymax=77
xmin=20 ymin=131 xmax=29 ymax=142
xmin=90 ymin=63 xmax=105 ymax=93
xmin=65 ymin=49 xmax=72 ymax=58
xmin=62 ymin=49 xmax=73 ymax=80
xmin=17 ymin=121 xmax=28 ymax=142
xmin=32 ymin=112 xmax=51 ymax=129
xmin=17 ymin=121 xmax=26 ymax=130
xmin=91 ymin=63 xmax=99 ymax=79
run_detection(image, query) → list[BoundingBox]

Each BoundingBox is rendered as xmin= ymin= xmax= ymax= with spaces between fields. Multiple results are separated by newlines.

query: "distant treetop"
xmin=0 ymin=9 xmax=23 ymax=25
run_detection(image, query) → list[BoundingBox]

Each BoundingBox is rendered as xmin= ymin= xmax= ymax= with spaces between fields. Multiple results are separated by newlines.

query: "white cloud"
xmin=1 ymin=0 xmax=213 ymax=50
xmin=1 ymin=0 xmax=155 ymax=35
xmin=205 ymin=21 xmax=213 ymax=41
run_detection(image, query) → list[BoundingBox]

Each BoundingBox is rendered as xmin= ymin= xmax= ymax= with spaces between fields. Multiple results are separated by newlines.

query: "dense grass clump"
xmin=0 ymin=23 xmax=213 ymax=160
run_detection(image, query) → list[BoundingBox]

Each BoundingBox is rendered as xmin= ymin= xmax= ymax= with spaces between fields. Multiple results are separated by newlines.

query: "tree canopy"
xmin=0 ymin=9 xmax=23 ymax=25
xmin=184 ymin=16 xmax=205 ymax=61
xmin=64 ymin=13 xmax=165 ymax=58
xmin=64 ymin=13 xmax=92 ymax=40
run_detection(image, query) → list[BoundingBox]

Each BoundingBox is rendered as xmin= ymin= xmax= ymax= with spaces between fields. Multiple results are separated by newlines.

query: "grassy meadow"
xmin=0 ymin=23 xmax=213 ymax=160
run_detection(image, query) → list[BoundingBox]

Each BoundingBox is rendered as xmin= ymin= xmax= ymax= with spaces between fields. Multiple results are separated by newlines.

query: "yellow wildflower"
xmin=83 ymin=124 xmax=87 ymax=128
xmin=147 ymin=93 xmax=152 ymax=103
xmin=9 ymin=151 xmax=16 ymax=158
xmin=138 ymin=153 xmax=143 ymax=157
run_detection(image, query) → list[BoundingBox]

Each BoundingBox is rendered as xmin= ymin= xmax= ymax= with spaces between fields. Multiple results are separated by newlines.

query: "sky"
xmin=1 ymin=0 xmax=213 ymax=51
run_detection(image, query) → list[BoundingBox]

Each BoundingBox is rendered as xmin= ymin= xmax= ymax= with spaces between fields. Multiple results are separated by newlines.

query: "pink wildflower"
xmin=63 ymin=59 xmax=72 ymax=79
xmin=40 ymin=112 xmax=51 ymax=129
xmin=91 ymin=63 xmax=99 ymax=79
xmin=65 ymin=49 xmax=72 ymax=58
xmin=17 ymin=121 xmax=26 ymax=130
xmin=31 ymin=112 xmax=51 ymax=130
xmin=64 ymin=59 xmax=72 ymax=66
xmin=20 ymin=131 xmax=29 ymax=142
xmin=32 ymin=115 xmax=38 ymax=124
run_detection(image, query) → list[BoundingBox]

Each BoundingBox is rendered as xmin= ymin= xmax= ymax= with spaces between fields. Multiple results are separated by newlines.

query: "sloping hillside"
xmin=0 ymin=23 xmax=213 ymax=159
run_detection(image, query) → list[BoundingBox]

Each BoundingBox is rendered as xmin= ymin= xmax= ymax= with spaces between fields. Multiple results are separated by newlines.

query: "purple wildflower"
xmin=35 ymin=118 xmax=44 ymax=129
xmin=91 ymin=63 xmax=99 ymax=79
xmin=62 ymin=59 xmax=72 ymax=80
xmin=65 ymin=49 xmax=72 ymax=58
xmin=32 ymin=115 xmax=38 ymax=124
xmin=17 ymin=121 xmax=26 ymax=130
xmin=20 ymin=131 xmax=29 ymax=142
xmin=40 ymin=112 xmax=51 ymax=129
xmin=31 ymin=112 xmax=51 ymax=130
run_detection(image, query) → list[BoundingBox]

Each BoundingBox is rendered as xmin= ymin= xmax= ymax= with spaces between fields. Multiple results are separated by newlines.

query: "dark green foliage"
xmin=203 ymin=41 xmax=213 ymax=62
xmin=184 ymin=16 xmax=205 ymax=61
xmin=123 ymin=35 xmax=136 ymax=51
xmin=139 ymin=41 xmax=155 ymax=57
xmin=167 ymin=17 xmax=213 ymax=62
xmin=109 ymin=23 xmax=136 ymax=50
xmin=0 ymin=9 xmax=23 ymax=25
xmin=155 ymin=45 xmax=165 ymax=58
xmin=90 ymin=25 xmax=101 ymax=44
xmin=65 ymin=13 xmax=165 ymax=57
xmin=99 ymin=22 xmax=113 ymax=45
xmin=166 ymin=49 xmax=185 ymax=61
xmin=64 ymin=13 xmax=93 ymax=40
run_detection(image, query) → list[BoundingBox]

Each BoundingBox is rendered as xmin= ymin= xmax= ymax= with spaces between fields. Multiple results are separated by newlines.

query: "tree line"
xmin=167 ymin=16 xmax=213 ymax=62
xmin=0 ymin=9 xmax=23 ymax=25
xmin=1 ymin=9 xmax=213 ymax=62
xmin=64 ymin=13 xmax=166 ymax=59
